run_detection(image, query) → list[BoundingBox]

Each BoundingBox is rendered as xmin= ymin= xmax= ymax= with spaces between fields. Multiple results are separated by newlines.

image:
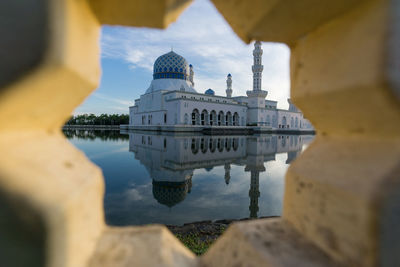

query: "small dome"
xmin=153 ymin=51 xmax=189 ymax=81
xmin=227 ymin=73 xmax=232 ymax=77
xmin=205 ymin=88 xmax=215 ymax=95
xmin=152 ymin=180 xmax=190 ymax=208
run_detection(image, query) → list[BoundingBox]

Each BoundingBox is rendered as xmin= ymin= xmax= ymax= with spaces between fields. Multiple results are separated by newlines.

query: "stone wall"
xmin=0 ymin=0 xmax=399 ymax=266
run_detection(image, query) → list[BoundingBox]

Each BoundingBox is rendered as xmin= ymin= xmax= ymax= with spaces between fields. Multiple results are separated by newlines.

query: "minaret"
xmin=226 ymin=74 xmax=232 ymax=98
xmin=247 ymin=41 xmax=268 ymax=126
xmin=252 ymin=41 xmax=263 ymax=91
xmin=189 ymin=64 xmax=194 ymax=87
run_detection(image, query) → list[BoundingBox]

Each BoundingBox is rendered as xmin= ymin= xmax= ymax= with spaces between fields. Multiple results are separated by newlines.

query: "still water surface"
xmin=64 ymin=130 xmax=313 ymax=226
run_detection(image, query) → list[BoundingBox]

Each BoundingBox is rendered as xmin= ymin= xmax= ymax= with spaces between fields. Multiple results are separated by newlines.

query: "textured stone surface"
xmin=89 ymin=225 xmax=197 ymax=267
xmin=0 ymin=0 xmax=399 ymax=266
xmin=0 ymin=0 xmax=100 ymax=131
xmin=201 ymin=218 xmax=340 ymax=267
xmin=0 ymin=131 xmax=105 ymax=267
xmin=89 ymin=0 xmax=192 ymax=28
xmin=285 ymin=137 xmax=400 ymax=266
xmin=210 ymin=0 xmax=363 ymax=44
xmin=290 ymin=0 xmax=400 ymax=137
xmin=0 ymin=0 xmax=48 ymax=89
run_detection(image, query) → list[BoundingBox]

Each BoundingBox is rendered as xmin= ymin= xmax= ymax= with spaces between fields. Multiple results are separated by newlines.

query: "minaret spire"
xmin=189 ymin=64 xmax=194 ymax=87
xmin=226 ymin=73 xmax=232 ymax=98
xmin=252 ymin=41 xmax=263 ymax=91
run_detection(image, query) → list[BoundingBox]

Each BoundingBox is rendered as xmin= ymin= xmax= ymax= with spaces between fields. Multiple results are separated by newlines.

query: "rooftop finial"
xmin=171 ymin=45 xmax=173 ymax=52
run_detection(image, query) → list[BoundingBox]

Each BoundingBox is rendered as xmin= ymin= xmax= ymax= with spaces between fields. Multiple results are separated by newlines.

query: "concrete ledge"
xmin=120 ymin=125 xmax=314 ymax=135
xmin=89 ymin=225 xmax=197 ymax=267
xmin=201 ymin=218 xmax=340 ymax=267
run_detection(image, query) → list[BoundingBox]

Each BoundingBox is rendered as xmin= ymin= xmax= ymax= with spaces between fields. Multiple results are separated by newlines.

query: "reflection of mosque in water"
xmin=128 ymin=132 xmax=313 ymax=218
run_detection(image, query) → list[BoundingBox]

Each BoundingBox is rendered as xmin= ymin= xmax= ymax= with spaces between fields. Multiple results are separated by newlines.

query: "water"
xmin=64 ymin=130 xmax=313 ymax=226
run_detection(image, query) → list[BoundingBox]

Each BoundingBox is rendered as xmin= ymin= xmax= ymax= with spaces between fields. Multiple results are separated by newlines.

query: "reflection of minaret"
xmin=224 ymin=163 xmax=231 ymax=185
xmin=249 ymin=170 xmax=260 ymax=218
xmin=245 ymin=159 xmax=264 ymax=219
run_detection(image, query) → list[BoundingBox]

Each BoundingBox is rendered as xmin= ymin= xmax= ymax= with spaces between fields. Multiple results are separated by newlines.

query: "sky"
xmin=74 ymin=0 xmax=291 ymax=115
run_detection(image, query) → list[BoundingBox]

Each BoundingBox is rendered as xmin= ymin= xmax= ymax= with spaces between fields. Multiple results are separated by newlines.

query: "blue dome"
xmin=205 ymin=88 xmax=215 ymax=95
xmin=227 ymin=73 xmax=232 ymax=77
xmin=153 ymin=51 xmax=189 ymax=80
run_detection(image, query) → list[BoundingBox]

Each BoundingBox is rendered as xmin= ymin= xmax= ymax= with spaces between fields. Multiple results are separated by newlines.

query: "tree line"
xmin=65 ymin=114 xmax=129 ymax=125
xmin=63 ymin=129 xmax=129 ymax=140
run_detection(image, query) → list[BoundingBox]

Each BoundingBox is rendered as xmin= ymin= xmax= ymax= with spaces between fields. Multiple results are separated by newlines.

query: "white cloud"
xmin=99 ymin=0 xmax=291 ymax=109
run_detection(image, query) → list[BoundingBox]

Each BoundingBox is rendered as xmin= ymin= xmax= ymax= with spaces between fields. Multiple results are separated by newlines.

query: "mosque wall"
xmin=177 ymin=99 xmax=247 ymax=126
xmin=138 ymin=91 xmax=164 ymax=112
xmin=276 ymin=110 xmax=303 ymax=129
xmin=129 ymin=133 xmax=308 ymax=172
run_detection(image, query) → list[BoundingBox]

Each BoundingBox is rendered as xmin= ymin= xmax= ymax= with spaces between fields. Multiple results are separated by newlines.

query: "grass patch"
xmin=169 ymin=222 xmax=228 ymax=255
xmin=176 ymin=233 xmax=215 ymax=255
xmin=174 ymin=225 xmax=227 ymax=255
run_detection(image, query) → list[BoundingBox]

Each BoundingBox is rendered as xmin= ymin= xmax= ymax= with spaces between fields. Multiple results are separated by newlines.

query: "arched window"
xmin=217 ymin=138 xmax=223 ymax=152
xmin=282 ymin=116 xmax=287 ymax=128
xmin=233 ymin=138 xmax=239 ymax=151
xmin=210 ymin=138 xmax=216 ymax=152
xmin=266 ymin=115 xmax=270 ymax=126
xmin=226 ymin=138 xmax=232 ymax=151
xmin=200 ymin=138 xmax=207 ymax=153
xmin=295 ymin=117 xmax=298 ymax=128
xmin=291 ymin=117 xmax=294 ymax=128
xmin=184 ymin=113 xmax=188 ymax=125
xmin=233 ymin=112 xmax=239 ymax=126
xmin=218 ymin=111 xmax=224 ymax=126
xmin=191 ymin=138 xmax=199 ymax=154
xmin=201 ymin=110 xmax=209 ymax=125
xmin=226 ymin=112 xmax=232 ymax=126
xmin=192 ymin=109 xmax=199 ymax=125
xmin=210 ymin=110 xmax=216 ymax=126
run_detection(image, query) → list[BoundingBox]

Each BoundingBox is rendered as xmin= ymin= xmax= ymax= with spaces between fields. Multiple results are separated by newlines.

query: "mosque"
xmin=126 ymin=131 xmax=314 ymax=217
xmin=125 ymin=41 xmax=313 ymax=132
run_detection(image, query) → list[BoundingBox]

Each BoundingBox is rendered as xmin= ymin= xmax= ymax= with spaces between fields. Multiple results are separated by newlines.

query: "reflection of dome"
xmin=204 ymin=167 xmax=213 ymax=172
xmin=153 ymin=51 xmax=189 ymax=80
xmin=205 ymin=88 xmax=215 ymax=95
xmin=152 ymin=180 xmax=191 ymax=208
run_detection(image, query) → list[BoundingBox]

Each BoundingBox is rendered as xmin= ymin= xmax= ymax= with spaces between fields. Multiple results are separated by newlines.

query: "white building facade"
xmin=127 ymin=42 xmax=313 ymax=132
